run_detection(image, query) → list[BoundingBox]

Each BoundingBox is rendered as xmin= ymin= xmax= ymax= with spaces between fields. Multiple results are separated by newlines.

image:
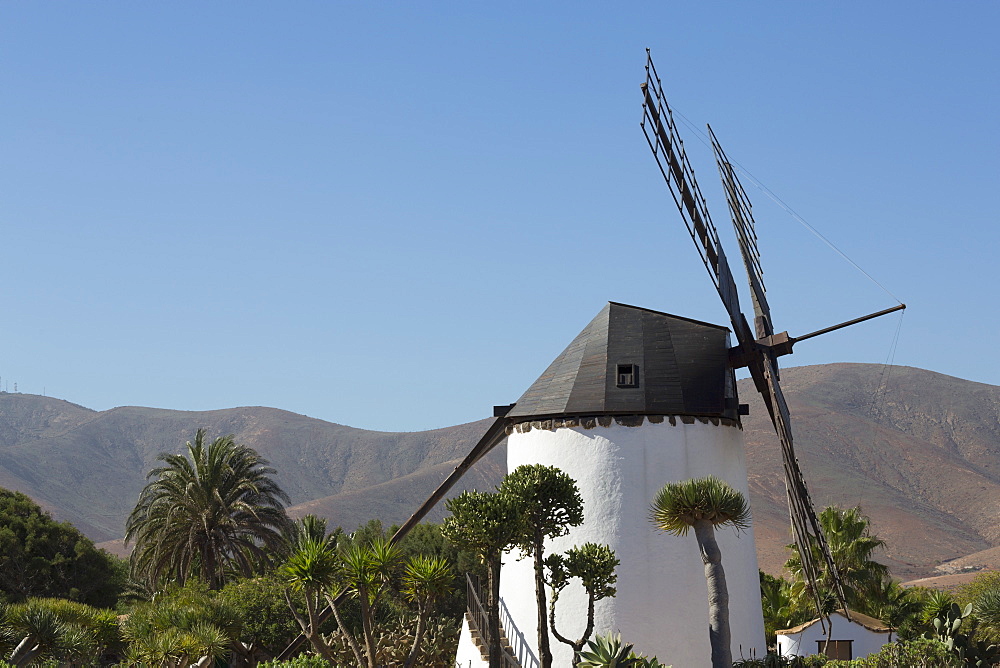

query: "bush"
xmin=119 ymin=582 xmax=238 ymax=666
xmin=218 ymin=574 xmax=301 ymax=656
xmin=733 ymin=654 xmax=827 ymax=667
xmin=0 ymin=488 xmax=124 ymax=607
xmin=258 ymin=656 xmax=331 ymax=667
xmin=823 ymin=638 xmax=959 ymax=667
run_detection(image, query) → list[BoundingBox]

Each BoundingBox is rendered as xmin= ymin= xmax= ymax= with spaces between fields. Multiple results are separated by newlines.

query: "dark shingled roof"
xmin=508 ymin=302 xmax=738 ymax=420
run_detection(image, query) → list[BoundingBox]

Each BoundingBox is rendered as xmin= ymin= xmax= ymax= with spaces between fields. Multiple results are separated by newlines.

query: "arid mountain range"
xmin=1 ymin=363 xmax=998 ymax=582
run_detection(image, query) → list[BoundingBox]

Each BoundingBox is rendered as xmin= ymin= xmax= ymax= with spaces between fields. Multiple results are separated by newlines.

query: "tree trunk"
xmin=533 ymin=533 xmax=552 ymax=668
xmin=325 ymin=593 xmax=366 ymax=667
xmin=548 ymin=589 xmax=591 ymax=665
xmin=693 ymin=520 xmax=732 ymax=668
xmin=487 ymin=555 xmax=502 ymax=668
xmin=403 ymin=600 xmax=428 ymax=668
xmin=284 ymin=588 xmax=338 ymax=665
xmin=9 ymin=636 xmax=40 ymax=667
xmin=358 ymin=583 xmax=377 ymax=668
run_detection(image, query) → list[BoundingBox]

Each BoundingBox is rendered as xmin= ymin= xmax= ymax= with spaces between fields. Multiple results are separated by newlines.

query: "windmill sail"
xmin=709 ymin=124 xmax=850 ymax=617
xmin=761 ymin=357 xmax=848 ymax=617
xmin=640 ymin=59 xmax=746 ymax=340
xmin=640 ymin=49 xmax=848 ymax=620
xmin=709 ymin=125 xmax=773 ymax=340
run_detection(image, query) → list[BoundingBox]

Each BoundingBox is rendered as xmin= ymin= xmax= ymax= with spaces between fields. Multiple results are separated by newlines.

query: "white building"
xmin=455 ymin=302 xmax=766 ymax=667
xmin=776 ymin=609 xmax=892 ymax=661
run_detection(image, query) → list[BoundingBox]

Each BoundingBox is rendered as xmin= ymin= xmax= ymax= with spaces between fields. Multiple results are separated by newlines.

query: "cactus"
xmin=929 ymin=601 xmax=1000 ymax=666
xmin=932 ymin=602 xmax=973 ymax=649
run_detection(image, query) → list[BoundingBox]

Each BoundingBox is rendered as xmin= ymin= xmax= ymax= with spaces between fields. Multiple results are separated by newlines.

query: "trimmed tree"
xmin=442 ymin=490 xmax=522 ymax=668
xmin=499 ymin=465 xmax=584 ymax=668
xmin=545 ymin=542 xmax=619 ymax=665
xmin=650 ymin=476 xmax=750 ymax=668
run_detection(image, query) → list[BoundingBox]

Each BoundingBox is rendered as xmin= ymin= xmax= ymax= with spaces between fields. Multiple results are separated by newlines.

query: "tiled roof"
xmin=776 ymin=609 xmax=892 ymax=636
xmin=507 ymin=302 xmax=737 ymax=420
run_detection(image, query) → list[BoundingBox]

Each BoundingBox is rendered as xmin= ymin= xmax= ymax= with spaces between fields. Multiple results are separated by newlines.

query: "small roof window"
xmin=616 ymin=363 xmax=639 ymax=388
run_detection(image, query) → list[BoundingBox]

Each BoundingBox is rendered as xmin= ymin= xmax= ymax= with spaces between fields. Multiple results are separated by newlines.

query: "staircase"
xmin=465 ymin=575 xmax=522 ymax=668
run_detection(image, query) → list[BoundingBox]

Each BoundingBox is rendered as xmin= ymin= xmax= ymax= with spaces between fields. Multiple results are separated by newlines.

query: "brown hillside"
xmin=744 ymin=364 xmax=1000 ymax=580
xmin=3 ymin=363 xmax=999 ymax=582
xmin=0 ymin=391 xmax=494 ymax=541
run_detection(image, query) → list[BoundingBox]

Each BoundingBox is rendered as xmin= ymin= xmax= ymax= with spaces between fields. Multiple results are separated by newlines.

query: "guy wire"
xmin=672 ymin=110 xmax=904 ymax=306
xmin=854 ymin=308 xmax=905 ymax=510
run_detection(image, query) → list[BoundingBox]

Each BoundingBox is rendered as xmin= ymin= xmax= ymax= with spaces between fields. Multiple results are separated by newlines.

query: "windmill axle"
xmin=728 ymin=304 xmax=906 ymax=370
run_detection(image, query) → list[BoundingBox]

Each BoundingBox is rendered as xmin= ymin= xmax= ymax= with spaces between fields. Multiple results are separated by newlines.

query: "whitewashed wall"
xmin=492 ymin=418 xmax=766 ymax=667
xmin=777 ymin=613 xmax=890 ymax=660
xmin=455 ymin=616 xmax=489 ymax=668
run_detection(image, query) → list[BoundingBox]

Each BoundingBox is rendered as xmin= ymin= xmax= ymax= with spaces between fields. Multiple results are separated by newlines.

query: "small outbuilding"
xmin=776 ymin=609 xmax=892 ymax=660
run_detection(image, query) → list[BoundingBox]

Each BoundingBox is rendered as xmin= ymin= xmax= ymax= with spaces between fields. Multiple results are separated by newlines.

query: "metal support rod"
xmin=794 ymin=304 xmax=906 ymax=344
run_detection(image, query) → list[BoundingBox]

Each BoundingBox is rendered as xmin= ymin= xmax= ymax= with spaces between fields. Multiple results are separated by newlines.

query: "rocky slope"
xmin=3 ymin=363 xmax=999 ymax=580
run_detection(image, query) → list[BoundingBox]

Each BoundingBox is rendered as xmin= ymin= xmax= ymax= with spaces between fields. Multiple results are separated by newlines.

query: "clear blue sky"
xmin=2 ymin=2 xmax=997 ymax=431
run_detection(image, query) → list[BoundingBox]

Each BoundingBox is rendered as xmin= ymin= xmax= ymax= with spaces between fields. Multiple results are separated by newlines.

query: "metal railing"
xmin=465 ymin=574 xmax=521 ymax=668
xmin=499 ymin=598 xmax=538 ymax=668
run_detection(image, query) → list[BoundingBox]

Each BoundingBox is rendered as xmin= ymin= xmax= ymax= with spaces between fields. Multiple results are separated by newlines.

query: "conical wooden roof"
xmin=507 ymin=302 xmax=736 ymax=420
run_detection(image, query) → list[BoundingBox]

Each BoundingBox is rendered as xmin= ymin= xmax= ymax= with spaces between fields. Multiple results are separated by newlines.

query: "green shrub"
xmin=258 ymin=656 xmax=331 ymax=667
xmin=733 ymin=653 xmax=827 ymax=666
xmin=823 ymin=638 xmax=959 ymax=667
xmin=0 ymin=488 xmax=124 ymax=607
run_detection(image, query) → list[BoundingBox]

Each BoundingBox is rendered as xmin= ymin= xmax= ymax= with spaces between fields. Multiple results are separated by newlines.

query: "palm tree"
xmin=650 ymin=476 xmax=751 ymax=668
xmin=784 ymin=506 xmax=888 ymax=612
xmin=279 ymin=535 xmax=341 ymax=665
xmin=125 ymin=429 xmax=292 ymax=590
xmin=759 ymin=572 xmax=813 ymax=647
xmin=401 ymin=555 xmax=454 ymax=668
xmin=336 ymin=537 xmax=403 ymax=668
xmin=871 ymin=579 xmax=922 ymax=641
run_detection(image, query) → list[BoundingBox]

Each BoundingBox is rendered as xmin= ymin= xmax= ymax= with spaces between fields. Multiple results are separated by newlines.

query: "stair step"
xmin=464 ymin=581 xmax=522 ymax=667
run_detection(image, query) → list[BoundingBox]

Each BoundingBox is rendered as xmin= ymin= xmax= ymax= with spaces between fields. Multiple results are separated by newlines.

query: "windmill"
xmin=279 ymin=51 xmax=905 ymax=664
xmin=639 ymin=48 xmax=905 ymax=622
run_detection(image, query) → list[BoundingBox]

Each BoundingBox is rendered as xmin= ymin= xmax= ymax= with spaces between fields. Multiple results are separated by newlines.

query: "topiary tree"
xmin=442 ymin=490 xmax=522 ymax=668
xmin=650 ymin=476 xmax=750 ymax=668
xmin=545 ymin=542 xmax=619 ymax=665
xmin=499 ymin=464 xmax=584 ymax=668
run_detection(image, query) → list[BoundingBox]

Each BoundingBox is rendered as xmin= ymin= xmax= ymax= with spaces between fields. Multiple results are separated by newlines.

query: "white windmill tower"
xmin=279 ymin=51 xmax=904 ymax=666
xmin=492 ymin=301 xmax=765 ymax=666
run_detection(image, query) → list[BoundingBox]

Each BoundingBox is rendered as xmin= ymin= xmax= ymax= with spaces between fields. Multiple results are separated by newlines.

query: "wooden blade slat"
xmin=709 ymin=126 xmax=774 ymax=341
xmin=762 ymin=359 xmax=850 ymax=615
xmin=640 ymin=52 xmax=748 ymax=345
